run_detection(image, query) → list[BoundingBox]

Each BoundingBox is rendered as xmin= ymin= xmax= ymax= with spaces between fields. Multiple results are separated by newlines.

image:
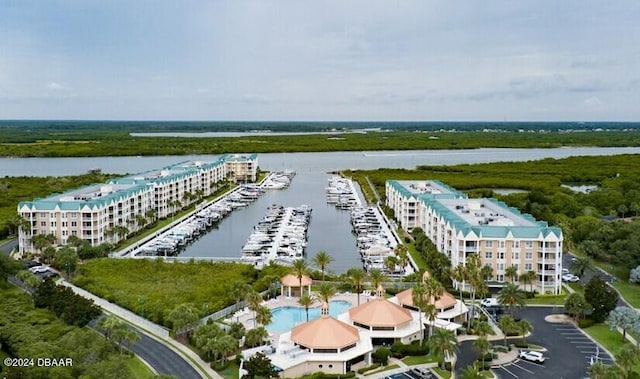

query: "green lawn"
xmin=591 ymin=261 xmax=640 ymax=308
xmin=125 ymin=357 xmax=155 ymax=379
xmin=432 ymin=367 xmax=452 ymax=379
xmin=406 ymin=243 xmax=427 ymax=271
xmin=217 ymin=361 xmax=240 ymax=379
xmin=365 ymin=364 xmax=399 ymax=375
xmin=583 ymin=324 xmax=640 ymax=374
xmin=401 ymin=355 xmax=437 ymax=365
xmin=524 ymin=293 xmax=566 ymax=305
xmin=567 ymin=282 xmax=584 ymax=294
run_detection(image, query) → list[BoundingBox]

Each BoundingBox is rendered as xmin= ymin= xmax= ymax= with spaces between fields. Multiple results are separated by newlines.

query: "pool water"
xmin=267 ymin=300 xmax=352 ymax=333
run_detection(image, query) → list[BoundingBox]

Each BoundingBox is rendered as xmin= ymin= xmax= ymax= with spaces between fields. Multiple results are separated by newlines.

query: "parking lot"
xmin=456 ymin=307 xmax=613 ymax=379
xmin=386 ymin=367 xmax=434 ymax=379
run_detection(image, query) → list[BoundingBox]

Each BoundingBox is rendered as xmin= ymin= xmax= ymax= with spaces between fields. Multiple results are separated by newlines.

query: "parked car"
xmin=29 ymin=266 xmax=50 ymax=274
xmin=562 ymin=274 xmax=580 ymax=282
xmin=561 ymin=268 xmax=570 ymax=275
xmin=519 ymin=350 xmax=545 ymax=363
xmin=481 ymin=297 xmax=499 ymax=307
xmin=23 ymin=260 xmax=42 ymax=268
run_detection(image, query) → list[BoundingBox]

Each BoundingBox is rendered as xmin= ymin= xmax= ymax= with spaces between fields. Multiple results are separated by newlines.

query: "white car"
xmin=481 ymin=298 xmax=498 ymax=307
xmin=562 ymin=274 xmax=580 ymax=282
xmin=519 ymin=350 xmax=545 ymax=363
xmin=29 ymin=266 xmax=50 ymax=274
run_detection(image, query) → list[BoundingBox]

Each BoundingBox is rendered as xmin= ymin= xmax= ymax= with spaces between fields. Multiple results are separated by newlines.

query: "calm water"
xmin=184 ymin=171 xmax=364 ymax=273
xmin=2 ymin=147 xmax=640 ymax=177
xmin=266 ymin=300 xmax=352 ymax=333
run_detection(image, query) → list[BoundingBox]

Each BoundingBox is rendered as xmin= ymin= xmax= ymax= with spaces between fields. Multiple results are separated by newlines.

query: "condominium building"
xmin=386 ymin=180 xmax=563 ymax=294
xmin=17 ymin=154 xmax=257 ymax=253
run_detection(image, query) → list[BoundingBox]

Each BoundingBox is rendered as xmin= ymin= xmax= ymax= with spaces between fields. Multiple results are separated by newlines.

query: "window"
xmin=498 ymin=252 xmax=505 ymax=260
xmin=525 ymin=252 xmax=533 ymax=260
xmin=514 ymin=241 xmax=520 ymax=248
xmin=525 ymin=241 xmax=533 ymax=248
xmin=71 ymin=221 xmax=77 ymax=227
xmin=40 ymin=221 xmax=46 ymax=227
xmin=512 ymin=252 xmax=520 ymax=260
xmin=485 ymin=241 xmax=493 ymax=248
xmin=485 ymin=252 xmax=493 ymax=259
xmin=497 ymin=263 xmax=505 ymax=271
xmin=500 ymin=241 xmax=505 ymax=248
xmin=40 ymin=212 xmax=46 ymax=218
xmin=497 ymin=274 xmax=505 ymax=282
xmin=525 ymin=263 xmax=532 ymax=270
xmin=70 ymin=212 xmax=77 ymax=218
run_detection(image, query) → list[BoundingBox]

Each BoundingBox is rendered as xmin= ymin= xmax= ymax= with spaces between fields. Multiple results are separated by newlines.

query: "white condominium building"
xmin=17 ymin=154 xmax=258 ymax=253
xmin=386 ymin=180 xmax=563 ymax=294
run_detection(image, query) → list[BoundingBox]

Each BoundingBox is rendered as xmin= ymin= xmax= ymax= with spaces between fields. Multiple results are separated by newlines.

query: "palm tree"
xmin=615 ymin=344 xmax=640 ymax=378
xmin=424 ymin=275 xmax=444 ymax=305
xmin=412 ymin=282 xmax=427 ymax=343
xmin=384 ymin=255 xmax=399 ymax=274
xmin=394 ymin=244 xmax=410 ymax=272
xmin=428 ymin=328 xmax=459 ymax=374
xmin=15 ymin=270 xmax=41 ymax=290
xmin=497 ymin=283 xmax=526 ymax=316
xmin=517 ymin=319 xmax=533 ymax=344
xmin=459 ymin=364 xmax=484 ymax=379
xmin=291 ymin=259 xmax=310 ymax=297
xmin=570 ymin=255 xmax=594 ymax=278
xmin=216 ymin=334 xmax=238 ymax=362
xmin=505 ymin=265 xmax=518 ymax=283
xmin=452 ymin=263 xmax=468 ymax=304
xmin=245 ymin=289 xmax=263 ymax=328
xmin=466 ymin=253 xmax=483 ymax=326
xmin=316 ymin=283 xmax=337 ymax=304
xmin=498 ymin=315 xmax=516 ymax=347
xmin=230 ymin=281 xmax=251 ymax=312
xmin=255 ymin=305 xmax=272 ymax=327
xmin=519 ymin=270 xmax=536 ymax=293
xmin=97 ymin=315 xmax=123 ymax=341
xmin=587 ymin=360 xmax=608 ymax=379
xmin=312 ymin=251 xmax=333 ymax=281
xmin=298 ymin=294 xmax=316 ymax=322
xmin=347 ymin=268 xmax=367 ymax=305
xmin=474 ymin=320 xmax=493 ymax=337
xmin=166 ymin=303 xmax=200 ymax=342
xmin=30 ymin=233 xmax=56 ymax=253
xmin=424 ymin=303 xmax=438 ymax=339
xmin=480 ymin=265 xmax=493 ymax=281
xmin=368 ymin=268 xmax=387 ymax=290
xmin=473 ymin=336 xmax=491 ymax=369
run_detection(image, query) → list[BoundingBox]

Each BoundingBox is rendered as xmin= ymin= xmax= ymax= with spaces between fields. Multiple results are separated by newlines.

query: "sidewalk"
xmin=60 ymin=279 xmax=222 ymax=379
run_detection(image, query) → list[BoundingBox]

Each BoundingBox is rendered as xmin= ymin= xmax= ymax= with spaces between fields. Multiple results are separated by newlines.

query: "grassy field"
xmin=365 ymin=364 xmax=400 ymax=375
xmin=591 ymin=261 xmax=640 ymax=308
xmin=401 ymin=355 xmax=437 ymax=365
xmin=124 ymin=356 xmax=155 ymax=379
xmin=583 ymin=324 xmax=640 ymax=374
xmin=72 ymin=258 xmax=266 ymax=327
xmin=432 ymin=367 xmax=452 ymax=379
xmin=217 ymin=361 xmax=240 ymax=379
xmin=524 ymin=293 xmax=567 ymax=305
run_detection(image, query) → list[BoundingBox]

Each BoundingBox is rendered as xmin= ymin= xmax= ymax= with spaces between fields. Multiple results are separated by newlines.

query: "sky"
xmin=0 ymin=1 xmax=639 ymax=122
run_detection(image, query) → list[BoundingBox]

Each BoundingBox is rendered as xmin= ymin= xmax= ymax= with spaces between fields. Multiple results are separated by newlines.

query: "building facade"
xmin=386 ymin=180 xmax=563 ymax=294
xmin=17 ymin=154 xmax=258 ymax=253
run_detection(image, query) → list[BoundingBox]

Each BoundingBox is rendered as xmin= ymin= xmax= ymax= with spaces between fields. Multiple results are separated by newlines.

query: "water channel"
xmin=4 ymin=147 xmax=640 ymax=273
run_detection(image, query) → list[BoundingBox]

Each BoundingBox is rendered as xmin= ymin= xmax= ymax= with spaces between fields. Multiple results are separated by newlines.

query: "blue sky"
xmin=1 ymin=1 xmax=639 ymax=121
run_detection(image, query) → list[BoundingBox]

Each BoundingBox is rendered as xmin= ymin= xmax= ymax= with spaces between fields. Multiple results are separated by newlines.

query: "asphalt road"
xmin=127 ymin=328 xmax=203 ymax=379
xmin=0 ymin=238 xmax=18 ymax=255
xmin=563 ymin=253 xmax=628 ymax=307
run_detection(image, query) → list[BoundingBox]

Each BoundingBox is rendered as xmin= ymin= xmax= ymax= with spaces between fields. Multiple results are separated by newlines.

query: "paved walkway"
xmin=59 ymin=279 xmax=222 ymax=379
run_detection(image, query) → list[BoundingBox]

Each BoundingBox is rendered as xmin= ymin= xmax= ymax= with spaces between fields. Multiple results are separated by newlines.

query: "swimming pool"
xmin=266 ymin=300 xmax=352 ymax=333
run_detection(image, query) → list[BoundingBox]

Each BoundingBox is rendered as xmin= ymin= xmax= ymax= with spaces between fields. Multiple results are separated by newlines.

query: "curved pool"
xmin=267 ymin=300 xmax=352 ymax=333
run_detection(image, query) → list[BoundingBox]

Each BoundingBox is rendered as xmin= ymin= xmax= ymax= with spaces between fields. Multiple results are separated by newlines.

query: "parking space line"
xmin=498 ymin=365 xmax=519 ymax=378
xmin=512 ymin=362 xmax=536 ymax=373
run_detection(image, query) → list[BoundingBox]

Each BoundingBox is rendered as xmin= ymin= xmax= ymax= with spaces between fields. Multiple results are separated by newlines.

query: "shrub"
xmin=211 ymin=359 xmax=229 ymax=371
xmin=477 ymin=352 xmax=494 ymax=362
xmin=405 ymin=341 xmax=429 ymax=356
xmin=372 ymin=347 xmax=391 ymax=366
xmin=514 ymin=341 xmax=528 ymax=348
xmin=578 ymin=318 xmax=596 ymax=328
xmin=493 ymin=345 xmax=509 ymax=353
xmin=390 ymin=342 xmax=407 ymax=357
xmin=444 ymin=362 xmax=452 ymax=371
xmin=357 ymin=363 xmax=380 ymax=374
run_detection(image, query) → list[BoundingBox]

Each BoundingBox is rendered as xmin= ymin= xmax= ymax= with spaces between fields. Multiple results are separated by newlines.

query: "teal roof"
xmin=390 ymin=180 xmax=563 ymax=240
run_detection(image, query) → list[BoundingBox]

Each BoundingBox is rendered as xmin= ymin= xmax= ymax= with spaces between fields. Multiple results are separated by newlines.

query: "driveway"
xmin=563 ymin=253 xmax=627 ymax=307
xmin=456 ymin=307 xmax=614 ymax=379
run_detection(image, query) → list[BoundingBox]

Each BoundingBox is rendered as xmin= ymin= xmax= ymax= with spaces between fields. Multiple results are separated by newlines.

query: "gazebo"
xmin=280 ymin=274 xmax=312 ymax=297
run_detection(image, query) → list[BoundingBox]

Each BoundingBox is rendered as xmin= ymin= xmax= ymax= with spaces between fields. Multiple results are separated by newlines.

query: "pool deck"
xmin=231 ymin=292 xmax=372 ymax=341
